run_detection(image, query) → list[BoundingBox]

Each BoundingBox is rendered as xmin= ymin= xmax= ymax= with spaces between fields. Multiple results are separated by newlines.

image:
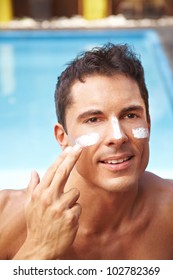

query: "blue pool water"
xmin=0 ymin=30 xmax=173 ymax=188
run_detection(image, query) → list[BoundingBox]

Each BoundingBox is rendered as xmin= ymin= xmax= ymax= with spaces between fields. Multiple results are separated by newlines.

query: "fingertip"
xmin=31 ymin=170 xmax=36 ymax=178
xmin=64 ymin=146 xmax=73 ymax=154
xmin=27 ymin=170 xmax=40 ymax=193
xmin=73 ymin=144 xmax=83 ymax=152
xmin=64 ymin=144 xmax=83 ymax=154
xmin=31 ymin=170 xmax=40 ymax=184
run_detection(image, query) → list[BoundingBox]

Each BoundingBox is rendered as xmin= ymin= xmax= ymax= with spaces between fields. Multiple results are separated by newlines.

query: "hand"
xmin=13 ymin=145 xmax=83 ymax=260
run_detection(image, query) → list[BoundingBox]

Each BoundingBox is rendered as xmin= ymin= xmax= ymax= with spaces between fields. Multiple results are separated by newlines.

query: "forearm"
xmin=12 ymin=240 xmax=56 ymax=260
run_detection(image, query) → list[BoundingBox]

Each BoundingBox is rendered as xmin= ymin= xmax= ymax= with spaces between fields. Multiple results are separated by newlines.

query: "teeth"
xmin=105 ymin=157 xmax=129 ymax=164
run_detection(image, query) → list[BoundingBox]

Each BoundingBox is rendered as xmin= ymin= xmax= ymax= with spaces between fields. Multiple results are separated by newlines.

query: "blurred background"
xmin=0 ymin=0 xmax=173 ymax=22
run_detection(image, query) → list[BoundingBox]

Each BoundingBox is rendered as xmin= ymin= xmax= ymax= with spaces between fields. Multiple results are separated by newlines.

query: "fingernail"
xmin=64 ymin=146 xmax=73 ymax=153
xmin=30 ymin=170 xmax=36 ymax=179
xmin=73 ymin=144 xmax=82 ymax=152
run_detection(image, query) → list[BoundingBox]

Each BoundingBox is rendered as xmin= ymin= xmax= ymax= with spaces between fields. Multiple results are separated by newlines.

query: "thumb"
xmin=27 ymin=170 xmax=40 ymax=196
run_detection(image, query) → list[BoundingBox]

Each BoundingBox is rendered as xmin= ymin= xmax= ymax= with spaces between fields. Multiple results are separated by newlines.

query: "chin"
xmin=92 ymin=173 xmax=139 ymax=193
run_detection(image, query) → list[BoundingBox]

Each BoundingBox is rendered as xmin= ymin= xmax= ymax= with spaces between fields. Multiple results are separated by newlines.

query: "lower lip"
xmin=100 ymin=158 xmax=133 ymax=172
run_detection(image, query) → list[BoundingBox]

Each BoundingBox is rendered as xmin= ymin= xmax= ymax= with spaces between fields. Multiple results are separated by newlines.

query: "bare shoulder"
xmin=143 ymin=171 xmax=173 ymax=221
xmin=0 ymin=188 xmax=26 ymax=214
xmin=140 ymin=173 xmax=173 ymax=258
xmin=143 ymin=171 xmax=173 ymax=194
xmin=167 ymin=179 xmax=173 ymax=185
xmin=0 ymin=188 xmax=26 ymax=259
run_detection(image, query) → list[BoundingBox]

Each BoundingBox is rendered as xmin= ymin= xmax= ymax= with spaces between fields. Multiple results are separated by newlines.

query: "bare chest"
xmin=62 ymin=229 xmax=173 ymax=260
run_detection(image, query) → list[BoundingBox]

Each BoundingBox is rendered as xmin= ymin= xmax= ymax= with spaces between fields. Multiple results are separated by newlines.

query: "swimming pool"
xmin=0 ymin=29 xmax=173 ymax=189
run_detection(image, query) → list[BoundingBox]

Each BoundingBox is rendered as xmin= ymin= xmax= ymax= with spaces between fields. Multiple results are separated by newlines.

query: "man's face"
xmin=64 ymin=74 xmax=150 ymax=192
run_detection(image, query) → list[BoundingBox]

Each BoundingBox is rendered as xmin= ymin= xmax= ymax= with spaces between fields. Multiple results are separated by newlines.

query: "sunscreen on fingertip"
xmin=64 ymin=146 xmax=73 ymax=153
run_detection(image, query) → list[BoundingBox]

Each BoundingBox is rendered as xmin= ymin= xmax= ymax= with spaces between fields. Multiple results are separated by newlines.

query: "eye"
xmin=124 ymin=113 xmax=138 ymax=119
xmin=85 ymin=117 xmax=100 ymax=123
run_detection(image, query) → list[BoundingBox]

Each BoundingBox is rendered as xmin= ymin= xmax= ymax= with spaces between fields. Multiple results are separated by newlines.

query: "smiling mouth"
xmin=100 ymin=156 xmax=133 ymax=165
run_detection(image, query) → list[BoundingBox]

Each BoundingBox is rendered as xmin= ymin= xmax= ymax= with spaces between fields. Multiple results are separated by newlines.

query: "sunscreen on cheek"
xmin=132 ymin=127 xmax=149 ymax=139
xmin=75 ymin=132 xmax=100 ymax=147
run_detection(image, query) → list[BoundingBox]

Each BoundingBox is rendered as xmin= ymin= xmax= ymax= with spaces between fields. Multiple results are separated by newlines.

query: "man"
xmin=0 ymin=43 xmax=173 ymax=260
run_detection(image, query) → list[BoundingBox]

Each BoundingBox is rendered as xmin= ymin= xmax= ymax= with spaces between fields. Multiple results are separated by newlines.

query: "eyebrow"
xmin=120 ymin=105 xmax=144 ymax=115
xmin=76 ymin=105 xmax=144 ymax=122
xmin=77 ymin=110 xmax=103 ymax=121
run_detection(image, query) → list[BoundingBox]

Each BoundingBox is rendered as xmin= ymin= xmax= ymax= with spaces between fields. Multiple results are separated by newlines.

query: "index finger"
xmin=39 ymin=147 xmax=72 ymax=188
xmin=49 ymin=144 xmax=83 ymax=197
xmin=36 ymin=145 xmax=81 ymax=192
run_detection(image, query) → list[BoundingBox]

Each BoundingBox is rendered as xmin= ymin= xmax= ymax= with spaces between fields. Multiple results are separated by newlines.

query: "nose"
xmin=104 ymin=117 xmax=128 ymax=147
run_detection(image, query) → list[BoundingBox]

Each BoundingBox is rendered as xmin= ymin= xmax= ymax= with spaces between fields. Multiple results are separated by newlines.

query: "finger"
xmin=65 ymin=203 xmax=82 ymax=226
xmin=58 ymin=188 xmax=80 ymax=210
xmin=50 ymin=195 xmax=81 ymax=225
xmin=38 ymin=146 xmax=73 ymax=191
xmin=49 ymin=144 xmax=83 ymax=197
xmin=27 ymin=170 xmax=40 ymax=197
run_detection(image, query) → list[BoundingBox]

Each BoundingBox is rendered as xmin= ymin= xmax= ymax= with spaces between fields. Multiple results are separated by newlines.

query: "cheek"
xmin=135 ymin=138 xmax=150 ymax=167
xmin=67 ymin=131 xmax=100 ymax=147
xmin=126 ymin=125 xmax=150 ymax=152
xmin=132 ymin=127 xmax=149 ymax=139
xmin=74 ymin=147 xmax=96 ymax=176
xmin=132 ymin=137 xmax=149 ymax=152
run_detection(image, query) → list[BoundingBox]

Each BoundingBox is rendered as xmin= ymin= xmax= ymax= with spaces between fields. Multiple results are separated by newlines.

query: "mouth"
xmin=99 ymin=155 xmax=134 ymax=171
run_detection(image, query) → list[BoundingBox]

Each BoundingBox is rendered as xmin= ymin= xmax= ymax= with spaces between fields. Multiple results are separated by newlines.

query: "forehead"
xmin=69 ymin=74 xmax=144 ymax=111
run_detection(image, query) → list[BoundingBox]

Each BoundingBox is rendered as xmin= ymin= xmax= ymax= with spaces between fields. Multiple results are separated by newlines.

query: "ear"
xmin=54 ymin=123 xmax=69 ymax=150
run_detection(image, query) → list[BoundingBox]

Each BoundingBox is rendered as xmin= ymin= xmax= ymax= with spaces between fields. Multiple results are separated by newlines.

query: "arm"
xmin=13 ymin=144 xmax=83 ymax=260
xmin=0 ymin=190 xmax=11 ymax=260
xmin=0 ymin=188 xmax=27 ymax=260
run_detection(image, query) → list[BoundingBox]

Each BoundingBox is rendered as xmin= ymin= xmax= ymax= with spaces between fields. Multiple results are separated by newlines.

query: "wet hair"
xmin=54 ymin=43 xmax=149 ymax=131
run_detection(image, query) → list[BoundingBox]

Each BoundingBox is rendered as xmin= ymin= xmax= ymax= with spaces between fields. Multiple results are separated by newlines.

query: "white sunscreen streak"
xmin=132 ymin=127 xmax=149 ymax=139
xmin=75 ymin=132 xmax=100 ymax=147
xmin=112 ymin=117 xmax=123 ymax=140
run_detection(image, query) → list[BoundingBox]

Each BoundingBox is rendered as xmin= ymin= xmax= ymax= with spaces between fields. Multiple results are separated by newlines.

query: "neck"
xmin=66 ymin=171 xmax=143 ymax=234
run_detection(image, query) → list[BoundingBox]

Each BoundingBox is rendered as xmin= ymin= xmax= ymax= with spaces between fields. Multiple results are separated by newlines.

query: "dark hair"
xmin=55 ymin=43 xmax=149 ymax=130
